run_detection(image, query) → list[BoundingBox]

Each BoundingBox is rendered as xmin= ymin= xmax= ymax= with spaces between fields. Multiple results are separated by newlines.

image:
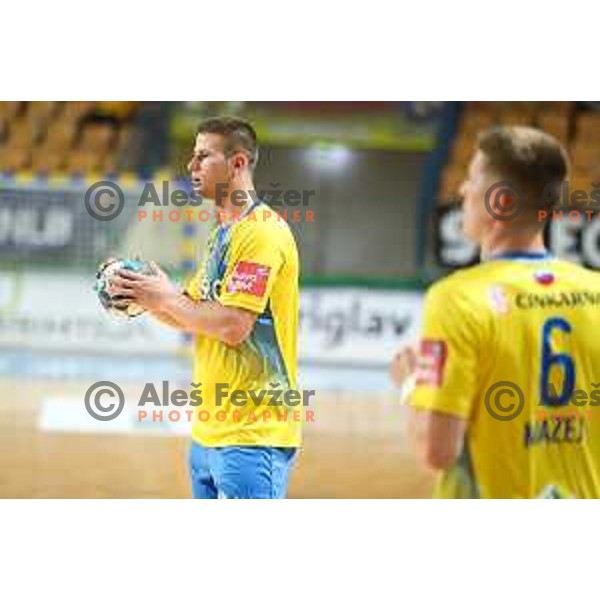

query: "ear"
xmin=230 ymin=151 xmax=248 ymax=174
xmin=496 ymin=190 xmax=517 ymax=212
xmin=489 ymin=189 xmax=517 ymax=223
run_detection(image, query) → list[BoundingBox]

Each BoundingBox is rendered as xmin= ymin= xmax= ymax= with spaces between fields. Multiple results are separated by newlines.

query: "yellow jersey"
xmin=185 ymin=203 xmax=301 ymax=447
xmin=410 ymin=251 xmax=600 ymax=498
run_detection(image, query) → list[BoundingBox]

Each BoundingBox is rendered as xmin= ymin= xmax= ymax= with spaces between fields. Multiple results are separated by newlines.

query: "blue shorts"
xmin=189 ymin=442 xmax=298 ymax=499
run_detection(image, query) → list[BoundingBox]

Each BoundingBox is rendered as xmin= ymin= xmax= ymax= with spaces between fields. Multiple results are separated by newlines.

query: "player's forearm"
xmin=409 ymin=408 xmax=466 ymax=471
xmin=158 ymin=292 xmax=242 ymax=343
xmin=147 ymin=308 xmax=188 ymax=330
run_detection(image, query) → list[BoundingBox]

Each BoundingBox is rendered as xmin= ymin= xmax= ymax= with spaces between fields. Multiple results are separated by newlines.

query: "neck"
xmin=480 ymin=230 xmax=547 ymax=261
xmin=217 ymin=175 xmax=256 ymax=218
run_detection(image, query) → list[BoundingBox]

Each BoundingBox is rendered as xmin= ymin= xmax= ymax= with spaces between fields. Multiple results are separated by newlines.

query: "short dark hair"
xmin=477 ymin=126 xmax=569 ymax=211
xmin=196 ymin=116 xmax=258 ymax=169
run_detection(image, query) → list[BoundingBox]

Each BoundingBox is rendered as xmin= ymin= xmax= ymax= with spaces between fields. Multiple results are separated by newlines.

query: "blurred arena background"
xmin=1 ymin=100 xmax=599 ymax=498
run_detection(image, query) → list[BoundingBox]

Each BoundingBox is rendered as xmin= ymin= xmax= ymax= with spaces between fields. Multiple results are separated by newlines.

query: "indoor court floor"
xmin=0 ymin=369 xmax=434 ymax=499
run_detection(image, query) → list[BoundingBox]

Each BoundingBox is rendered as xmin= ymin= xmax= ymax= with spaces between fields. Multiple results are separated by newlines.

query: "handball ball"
xmin=95 ymin=258 xmax=157 ymax=318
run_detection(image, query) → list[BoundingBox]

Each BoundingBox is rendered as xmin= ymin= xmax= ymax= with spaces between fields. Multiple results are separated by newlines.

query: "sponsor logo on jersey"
xmin=226 ymin=261 xmax=271 ymax=297
xmin=416 ymin=339 xmax=448 ymax=387
xmin=489 ymin=285 xmax=510 ymax=315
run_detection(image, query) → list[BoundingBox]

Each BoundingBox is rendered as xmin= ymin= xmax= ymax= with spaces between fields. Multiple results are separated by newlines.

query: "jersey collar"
xmin=217 ymin=200 xmax=260 ymax=230
xmin=486 ymin=250 xmax=555 ymax=262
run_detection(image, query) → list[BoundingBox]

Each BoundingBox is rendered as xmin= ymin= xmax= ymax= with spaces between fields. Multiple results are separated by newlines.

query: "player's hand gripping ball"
xmin=95 ymin=258 xmax=157 ymax=318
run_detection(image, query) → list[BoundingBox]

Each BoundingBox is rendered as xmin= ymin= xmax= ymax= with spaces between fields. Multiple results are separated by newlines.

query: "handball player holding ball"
xmin=107 ymin=117 xmax=301 ymax=499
